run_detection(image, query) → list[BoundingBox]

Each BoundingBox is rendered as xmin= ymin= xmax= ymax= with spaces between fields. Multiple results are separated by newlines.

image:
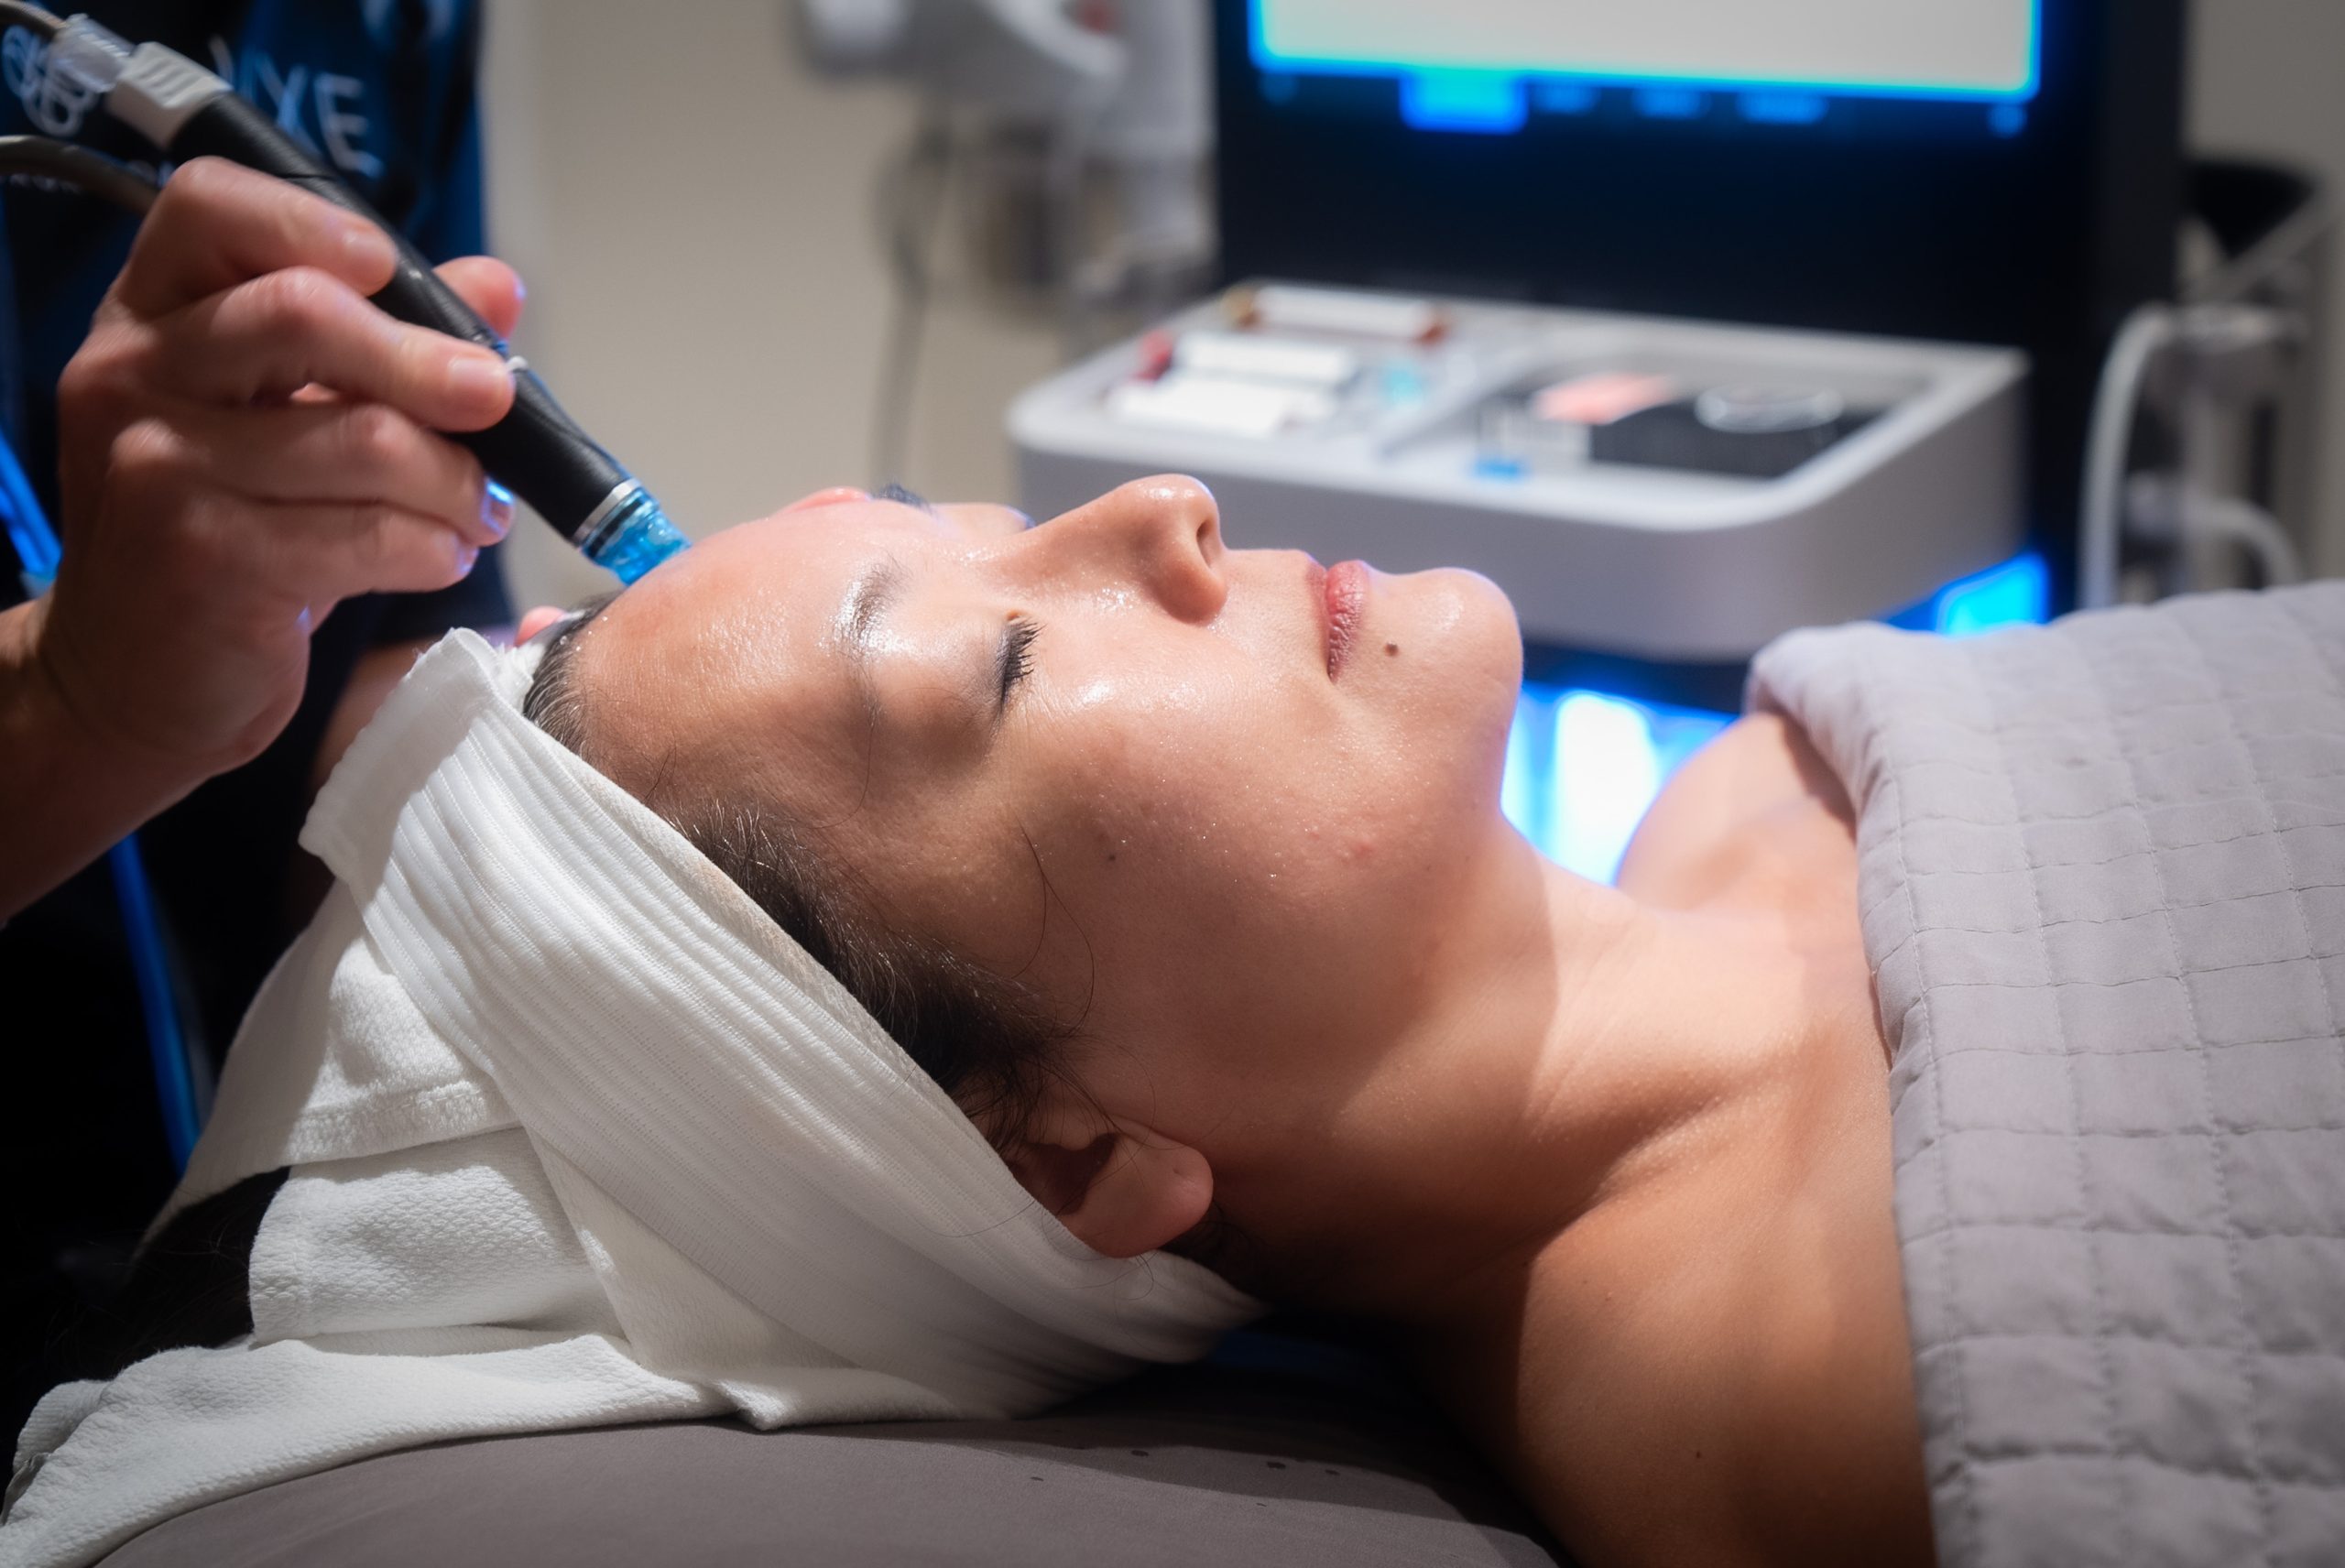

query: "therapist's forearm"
xmin=0 ymin=599 xmax=197 ymax=921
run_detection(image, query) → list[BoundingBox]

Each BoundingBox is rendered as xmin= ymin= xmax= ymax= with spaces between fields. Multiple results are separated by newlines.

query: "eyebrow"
xmin=840 ymin=557 xmax=905 ymax=726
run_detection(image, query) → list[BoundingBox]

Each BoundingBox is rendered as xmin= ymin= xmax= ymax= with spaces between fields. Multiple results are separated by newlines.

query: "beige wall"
xmin=483 ymin=0 xmax=2345 ymax=610
xmin=481 ymin=0 xmax=1060 ymax=610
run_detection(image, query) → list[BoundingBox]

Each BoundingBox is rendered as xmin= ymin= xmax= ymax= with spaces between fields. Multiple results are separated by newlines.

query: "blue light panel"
xmin=1633 ymin=87 xmax=1707 ymax=121
xmin=1505 ymin=687 xmax=1731 ymax=883
xmin=1400 ymin=72 xmax=1528 ymax=134
xmin=1934 ymin=550 xmax=2051 ymax=637
xmin=1253 ymin=0 xmax=2042 ymax=106
xmin=1741 ymin=92 xmax=1831 ymax=125
xmin=1503 ymin=551 xmax=2051 ymax=879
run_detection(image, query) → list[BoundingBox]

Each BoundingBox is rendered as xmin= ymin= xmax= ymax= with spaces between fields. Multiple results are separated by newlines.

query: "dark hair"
xmin=519 ymin=599 xmax=1069 ymax=1147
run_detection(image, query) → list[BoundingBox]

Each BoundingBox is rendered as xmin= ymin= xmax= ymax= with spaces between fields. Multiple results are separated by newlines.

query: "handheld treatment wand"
xmin=16 ymin=5 xmax=689 ymax=584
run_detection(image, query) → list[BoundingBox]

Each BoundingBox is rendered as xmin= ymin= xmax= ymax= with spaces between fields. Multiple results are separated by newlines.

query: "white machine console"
xmin=1011 ymin=284 xmax=2026 ymax=660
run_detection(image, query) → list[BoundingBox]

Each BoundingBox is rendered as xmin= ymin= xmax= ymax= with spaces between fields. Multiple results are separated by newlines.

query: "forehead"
xmin=572 ymin=501 xmax=954 ymax=808
xmin=615 ymin=501 xmax=941 ymax=641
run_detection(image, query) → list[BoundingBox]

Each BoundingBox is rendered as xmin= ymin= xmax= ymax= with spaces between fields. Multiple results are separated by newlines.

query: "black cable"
xmin=0 ymin=1 xmax=60 ymax=42
xmin=0 ymin=135 xmax=159 ymax=214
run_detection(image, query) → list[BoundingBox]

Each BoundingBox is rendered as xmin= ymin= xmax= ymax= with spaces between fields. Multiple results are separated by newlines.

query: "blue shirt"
xmin=0 ymin=1 xmax=507 ymax=1440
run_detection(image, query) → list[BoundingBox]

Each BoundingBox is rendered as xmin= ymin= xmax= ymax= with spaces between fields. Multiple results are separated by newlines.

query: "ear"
xmin=996 ymin=1096 xmax=1213 ymax=1259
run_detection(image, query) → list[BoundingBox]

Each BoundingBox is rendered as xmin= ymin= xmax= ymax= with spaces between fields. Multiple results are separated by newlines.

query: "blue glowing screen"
xmin=1505 ymin=688 xmax=1730 ymax=883
xmin=1933 ymin=550 xmax=2049 ymax=637
xmin=1254 ymin=1 xmax=2042 ymax=116
xmin=1504 ymin=552 xmax=2050 ymax=879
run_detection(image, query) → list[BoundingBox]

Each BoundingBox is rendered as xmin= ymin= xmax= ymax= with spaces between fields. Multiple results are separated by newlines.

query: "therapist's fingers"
xmin=109 ymin=158 xmax=397 ymax=321
xmin=517 ymin=605 xmax=571 ymax=641
xmin=434 ymin=256 xmax=527 ymax=343
xmin=165 ymin=401 xmax=513 ymax=547
xmin=251 ymin=500 xmax=486 ymax=604
xmin=142 ymin=267 xmax=515 ymax=430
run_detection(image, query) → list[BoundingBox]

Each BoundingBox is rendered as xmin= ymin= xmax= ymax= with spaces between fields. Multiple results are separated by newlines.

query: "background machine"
xmin=1007 ymin=0 xmax=2201 ymax=877
xmin=834 ymin=1 xmax=2325 ymax=879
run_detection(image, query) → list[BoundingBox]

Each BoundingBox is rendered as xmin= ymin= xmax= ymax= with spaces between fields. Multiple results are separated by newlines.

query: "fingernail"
xmin=454 ymin=546 xmax=480 ymax=577
xmin=450 ymin=354 xmax=509 ymax=403
xmin=482 ymin=481 xmax=515 ymax=539
xmin=341 ymin=219 xmax=393 ymax=269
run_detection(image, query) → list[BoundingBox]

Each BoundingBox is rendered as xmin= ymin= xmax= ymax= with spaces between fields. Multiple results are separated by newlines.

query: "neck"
xmin=1253 ymin=829 xmax=1829 ymax=1324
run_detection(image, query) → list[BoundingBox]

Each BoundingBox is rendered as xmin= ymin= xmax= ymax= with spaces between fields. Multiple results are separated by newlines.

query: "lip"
xmin=1323 ymin=560 xmax=1369 ymax=679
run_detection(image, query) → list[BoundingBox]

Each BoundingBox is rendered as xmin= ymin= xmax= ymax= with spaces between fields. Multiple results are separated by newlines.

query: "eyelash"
xmin=998 ymin=616 xmax=1042 ymax=707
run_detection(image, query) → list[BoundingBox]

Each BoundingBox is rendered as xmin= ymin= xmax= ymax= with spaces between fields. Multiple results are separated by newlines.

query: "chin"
xmin=1451 ymin=566 xmax=1524 ymax=669
xmin=1381 ymin=565 xmax=1524 ymax=797
xmin=1417 ymin=565 xmax=1523 ymax=698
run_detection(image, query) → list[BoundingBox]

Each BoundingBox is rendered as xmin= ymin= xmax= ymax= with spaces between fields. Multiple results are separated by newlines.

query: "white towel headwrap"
xmin=3 ymin=630 xmax=1258 ymax=1568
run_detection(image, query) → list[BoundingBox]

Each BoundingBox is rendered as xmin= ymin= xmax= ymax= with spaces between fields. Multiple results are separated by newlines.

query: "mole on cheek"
xmin=1384 ymin=642 xmax=1400 ymax=657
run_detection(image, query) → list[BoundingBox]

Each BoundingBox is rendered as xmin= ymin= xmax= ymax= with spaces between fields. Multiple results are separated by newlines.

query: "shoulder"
xmin=1429 ymin=1140 xmax=1933 ymax=1568
xmin=1615 ymin=714 xmax=1855 ymax=911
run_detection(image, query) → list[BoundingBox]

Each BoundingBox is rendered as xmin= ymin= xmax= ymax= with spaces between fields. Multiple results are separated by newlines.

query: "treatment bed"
xmin=14 ymin=583 xmax=2342 ymax=1568
xmin=92 ymin=1338 xmax=1570 ymax=1568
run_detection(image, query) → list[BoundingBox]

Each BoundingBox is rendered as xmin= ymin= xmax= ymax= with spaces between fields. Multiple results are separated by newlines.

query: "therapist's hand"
xmin=0 ymin=157 xmax=524 ymax=920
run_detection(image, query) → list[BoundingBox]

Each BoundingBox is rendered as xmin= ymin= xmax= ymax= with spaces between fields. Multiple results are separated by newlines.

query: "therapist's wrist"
xmin=0 ymin=598 xmax=196 ymax=920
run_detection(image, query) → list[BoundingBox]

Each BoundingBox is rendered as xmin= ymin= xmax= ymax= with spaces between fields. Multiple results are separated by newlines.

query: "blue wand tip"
xmin=579 ymin=488 xmax=690 ymax=584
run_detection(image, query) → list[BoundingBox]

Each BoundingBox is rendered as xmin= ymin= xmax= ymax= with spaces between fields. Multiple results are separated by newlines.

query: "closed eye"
xmin=998 ymin=615 xmax=1042 ymax=712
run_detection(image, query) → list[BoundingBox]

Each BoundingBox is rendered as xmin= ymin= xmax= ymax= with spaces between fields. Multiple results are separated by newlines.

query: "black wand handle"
xmin=166 ymin=93 xmax=635 ymax=539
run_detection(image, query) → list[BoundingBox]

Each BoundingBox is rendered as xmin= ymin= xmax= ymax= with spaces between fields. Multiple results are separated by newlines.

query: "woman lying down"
xmin=6 ymin=478 xmax=2342 ymax=1568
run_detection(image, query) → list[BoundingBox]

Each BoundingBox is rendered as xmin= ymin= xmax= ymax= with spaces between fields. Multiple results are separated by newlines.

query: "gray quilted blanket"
xmin=1751 ymin=583 xmax=2345 ymax=1568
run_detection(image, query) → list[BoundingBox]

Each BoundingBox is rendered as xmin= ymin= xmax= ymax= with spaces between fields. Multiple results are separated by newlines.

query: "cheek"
xmin=936 ymin=577 xmax=1520 ymax=1027
xmin=1044 ymin=667 xmax=1347 ymax=876
xmin=1031 ymin=692 xmax=1477 ymax=1020
xmin=863 ymin=815 xmax=1059 ymax=977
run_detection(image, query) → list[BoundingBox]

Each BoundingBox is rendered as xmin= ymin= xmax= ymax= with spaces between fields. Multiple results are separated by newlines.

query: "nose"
xmin=1032 ymin=474 xmax=1228 ymax=622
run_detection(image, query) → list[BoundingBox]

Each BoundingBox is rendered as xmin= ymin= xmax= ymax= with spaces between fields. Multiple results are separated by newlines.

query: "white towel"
xmin=2 ymin=630 xmax=1258 ymax=1568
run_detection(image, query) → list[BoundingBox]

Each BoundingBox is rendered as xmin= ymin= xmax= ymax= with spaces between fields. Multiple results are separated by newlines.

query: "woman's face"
xmin=571 ymin=477 xmax=1525 ymax=1157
